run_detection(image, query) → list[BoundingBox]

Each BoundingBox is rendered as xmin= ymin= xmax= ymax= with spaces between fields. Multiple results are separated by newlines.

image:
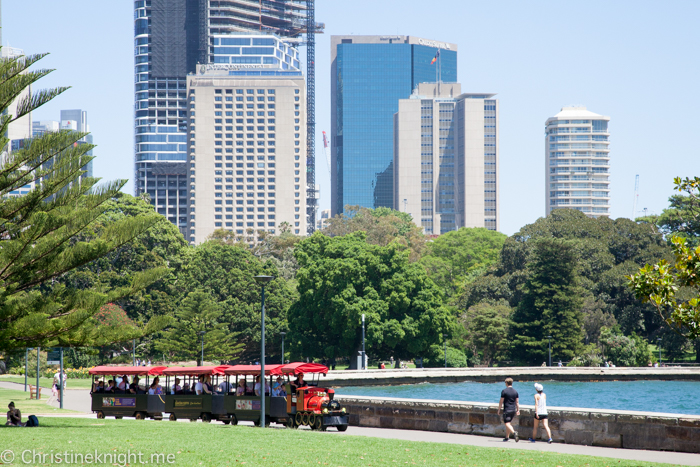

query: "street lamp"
xmin=133 ymin=339 xmax=136 ymax=367
xmin=361 ymin=314 xmax=366 ymax=370
xmin=198 ymin=331 xmax=206 ymax=367
xmin=547 ymin=335 xmax=552 ymax=367
xmin=443 ymin=334 xmax=447 ymax=369
xmin=280 ymin=332 xmax=286 ymax=365
xmin=254 ymin=274 xmax=274 ymax=428
xmin=657 ymin=338 xmax=662 ymax=366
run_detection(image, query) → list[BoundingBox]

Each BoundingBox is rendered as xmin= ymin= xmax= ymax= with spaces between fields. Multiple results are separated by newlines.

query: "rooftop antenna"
xmin=632 ymin=174 xmax=639 ymax=220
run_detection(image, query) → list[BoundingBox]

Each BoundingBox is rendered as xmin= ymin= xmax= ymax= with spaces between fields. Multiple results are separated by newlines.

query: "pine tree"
xmin=510 ymin=239 xmax=584 ymax=365
xmin=0 ymin=49 xmax=169 ymax=351
xmin=156 ymin=291 xmax=244 ymax=365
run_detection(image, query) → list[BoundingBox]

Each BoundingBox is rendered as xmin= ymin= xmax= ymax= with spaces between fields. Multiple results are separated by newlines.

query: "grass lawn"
xmin=0 ymin=417 xmax=679 ymax=467
xmin=0 ymin=388 xmax=78 ymax=415
xmin=0 ymin=375 xmax=94 ymax=390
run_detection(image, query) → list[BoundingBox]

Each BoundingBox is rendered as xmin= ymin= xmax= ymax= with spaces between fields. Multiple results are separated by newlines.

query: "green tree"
xmin=177 ymin=241 xmax=293 ymax=362
xmin=420 ymin=227 xmax=506 ymax=298
xmin=511 ymin=239 xmax=584 ymax=365
xmin=0 ymin=50 xmax=168 ymax=352
xmin=325 ymin=205 xmax=426 ymax=261
xmin=288 ymin=232 xmax=453 ymax=362
xmin=462 ymin=301 xmax=512 ymax=366
xmin=156 ymin=291 xmax=243 ymax=365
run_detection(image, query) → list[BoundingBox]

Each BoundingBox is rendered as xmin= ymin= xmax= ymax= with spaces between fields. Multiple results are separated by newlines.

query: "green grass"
xmin=0 ymin=375 xmax=94 ymax=389
xmin=0 ymin=388 xmax=78 ymax=414
xmin=0 ymin=417 xmax=680 ymax=466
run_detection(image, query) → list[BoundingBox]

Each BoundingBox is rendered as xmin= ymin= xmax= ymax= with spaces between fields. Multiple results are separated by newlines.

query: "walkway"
xmin=2 ymin=382 xmax=698 ymax=466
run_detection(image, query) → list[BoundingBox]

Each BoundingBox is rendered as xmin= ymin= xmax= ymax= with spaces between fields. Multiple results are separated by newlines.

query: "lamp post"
xmin=443 ymin=334 xmax=447 ymax=369
xmin=547 ymin=335 xmax=552 ymax=367
xmin=198 ymin=331 xmax=206 ymax=367
xmin=254 ymin=274 xmax=274 ymax=428
xmin=24 ymin=348 xmax=28 ymax=392
xmin=657 ymin=338 xmax=662 ymax=366
xmin=361 ymin=314 xmax=366 ymax=370
xmin=133 ymin=339 xmax=136 ymax=367
xmin=280 ymin=332 xmax=286 ymax=364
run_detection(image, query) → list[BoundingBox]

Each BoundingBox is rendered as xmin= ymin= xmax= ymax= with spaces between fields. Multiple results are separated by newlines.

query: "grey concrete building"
xmin=186 ymin=63 xmax=307 ymax=245
xmin=393 ymin=83 xmax=499 ymax=234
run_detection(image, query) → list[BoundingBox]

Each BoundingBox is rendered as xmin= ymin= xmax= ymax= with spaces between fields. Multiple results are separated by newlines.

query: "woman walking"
xmin=529 ymin=383 xmax=552 ymax=443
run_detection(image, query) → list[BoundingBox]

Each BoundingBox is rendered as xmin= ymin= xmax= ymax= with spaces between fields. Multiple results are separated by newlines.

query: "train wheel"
xmin=231 ymin=415 xmax=238 ymax=426
xmin=169 ymin=414 xmax=177 ymax=422
xmin=295 ymin=412 xmax=303 ymax=426
xmin=286 ymin=417 xmax=297 ymax=429
xmin=265 ymin=416 xmax=270 ymax=428
xmin=308 ymin=414 xmax=317 ymax=429
xmin=96 ymin=411 xmax=104 ymax=419
xmin=189 ymin=418 xmax=197 ymax=422
xmin=115 ymin=416 xmax=123 ymax=419
xmin=201 ymin=413 xmax=212 ymax=423
xmin=337 ymin=425 xmax=348 ymax=432
xmin=314 ymin=417 xmax=324 ymax=431
xmin=302 ymin=413 xmax=310 ymax=426
xmin=135 ymin=412 xmax=145 ymax=420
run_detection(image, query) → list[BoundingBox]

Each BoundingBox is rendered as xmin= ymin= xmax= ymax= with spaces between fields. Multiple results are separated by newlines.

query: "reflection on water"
xmin=335 ymin=380 xmax=700 ymax=415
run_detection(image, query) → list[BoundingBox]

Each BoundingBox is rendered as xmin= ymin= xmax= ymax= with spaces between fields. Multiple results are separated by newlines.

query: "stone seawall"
xmin=324 ymin=367 xmax=700 ymax=387
xmin=336 ymin=395 xmax=700 ymax=453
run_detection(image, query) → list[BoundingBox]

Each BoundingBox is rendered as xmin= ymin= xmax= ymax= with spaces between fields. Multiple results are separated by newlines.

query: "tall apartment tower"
xmin=186 ymin=35 xmax=307 ymax=244
xmin=545 ymin=107 xmax=611 ymax=218
xmin=134 ymin=0 xmax=318 ymax=237
xmin=331 ymin=35 xmax=458 ymax=216
xmin=394 ymin=83 xmax=499 ymax=233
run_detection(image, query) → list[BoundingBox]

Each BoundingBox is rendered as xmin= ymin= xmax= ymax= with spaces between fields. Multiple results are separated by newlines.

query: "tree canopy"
xmin=288 ymin=232 xmax=453 ymax=362
xmin=0 ymin=50 xmax=168 ymax=352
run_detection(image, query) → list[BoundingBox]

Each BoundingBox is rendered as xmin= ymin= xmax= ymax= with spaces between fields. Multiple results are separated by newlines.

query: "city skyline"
xmin=3 ymin=1 xmax=699 ymax=235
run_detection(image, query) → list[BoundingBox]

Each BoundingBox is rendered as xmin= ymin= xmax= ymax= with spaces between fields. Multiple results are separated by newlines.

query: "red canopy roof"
xmin=161 ymin=365 xmax=230 ymax=376
xmin=280 ymin=362 xmax=328 ymax=375
xmin=223 ymin=364 xmax=284 ymax=376
xmin=89 ymin=366 xmax=166 ymax=376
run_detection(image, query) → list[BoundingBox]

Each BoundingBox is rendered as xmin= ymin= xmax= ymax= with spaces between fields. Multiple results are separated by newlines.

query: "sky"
xmin=4 ymin=1 xmax=699 ymax=235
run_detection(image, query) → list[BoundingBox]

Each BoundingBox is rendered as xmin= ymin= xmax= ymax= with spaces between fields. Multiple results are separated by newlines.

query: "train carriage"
xmin=161 ymin=365 xmax=230 ymax=423
xmin=222 ymin=364 xmax=287 ymax=426
xmin=89 ymin=366 xmax=167 ymax=420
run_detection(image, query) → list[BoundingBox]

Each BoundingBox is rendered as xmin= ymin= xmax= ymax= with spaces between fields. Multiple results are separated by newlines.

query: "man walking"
xmin=497 ymin=377 xmax=519 ymax=442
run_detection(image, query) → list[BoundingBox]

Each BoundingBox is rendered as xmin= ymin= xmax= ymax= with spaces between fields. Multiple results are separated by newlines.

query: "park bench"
xmin=29 ymin=385 xmax=41 ymax=400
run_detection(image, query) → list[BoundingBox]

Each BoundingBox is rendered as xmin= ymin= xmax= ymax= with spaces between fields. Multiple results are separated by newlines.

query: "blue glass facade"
xmin=334 ymin=42 xmax=457 ymax=214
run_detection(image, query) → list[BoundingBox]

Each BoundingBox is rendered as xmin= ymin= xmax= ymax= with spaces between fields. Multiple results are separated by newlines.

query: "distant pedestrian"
xmin=497 ymin=377 xmax=519 ymax=442
xmin=528 ymin=383 xmax=552 ymax=444
xmin=557 ymin=360 xmax=563 ymax=367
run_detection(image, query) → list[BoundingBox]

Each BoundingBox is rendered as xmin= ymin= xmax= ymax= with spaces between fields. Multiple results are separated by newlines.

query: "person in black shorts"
xmin=497 ymin=377 xmax=519 ymax=442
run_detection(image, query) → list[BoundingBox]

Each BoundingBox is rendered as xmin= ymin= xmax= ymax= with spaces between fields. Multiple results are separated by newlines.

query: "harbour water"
xmin=335 ymin=380 xmax=700 ymax=415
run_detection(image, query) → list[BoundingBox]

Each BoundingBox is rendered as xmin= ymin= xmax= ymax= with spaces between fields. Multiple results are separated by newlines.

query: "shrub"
xmin=423 ymin=345 xmax=467 ymax=368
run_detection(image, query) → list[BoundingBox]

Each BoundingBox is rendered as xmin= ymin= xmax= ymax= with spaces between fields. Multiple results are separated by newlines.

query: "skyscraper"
xmin=186 ymin=35 xmax=307 ymax=244
xmin=545 ymin=107 xmax=611 ymax=218
xmin=330 ymin=35 xmax=457 ymax=216
xmin=394 ymin=83 xmax=499 ymax=233
xmin=133 ymin=0 xmax=320 ymax=237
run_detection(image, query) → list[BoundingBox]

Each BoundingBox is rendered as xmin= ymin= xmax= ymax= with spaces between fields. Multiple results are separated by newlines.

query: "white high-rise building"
xmin=545 ymin=107 xmax=611 ymax=218
xmin=186 ymin=35 xmax=306 ymax=245
xmin=393 ymin=83 xmax=499 ymax=234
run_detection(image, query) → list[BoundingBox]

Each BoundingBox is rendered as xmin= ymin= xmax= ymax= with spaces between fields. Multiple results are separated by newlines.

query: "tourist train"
xmin=87 ymin=362 xmax=348 ymax=431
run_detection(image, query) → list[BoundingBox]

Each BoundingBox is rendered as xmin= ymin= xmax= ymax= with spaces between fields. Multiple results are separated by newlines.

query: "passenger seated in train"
xmin=128 ymin=376 xmax=145 ymax=394
xmin=91 ymin=377 xmax=100 ymax=393
xmin=117 ymin=375 xmax=129 ymax=393
xmin=95 ymin=381 xmax=105 ymax=393
xmin=218 ymin=378 xmax=233 ymax=394
xmin=105 ymin=380 xmax=116 ymax=393
xmin=148 ymin=377 xmax=163 ymax=395
xmin=290 ymin=373 xmax=306 ymax=391
xmin=171 ymin=378 xmax=182 ymax=395
xmin=203 ymin=375 xmax=214 ymax=394
xmin=254 ymin=375 xmax=270 ymax=396
xmin=236 ymin=379 xmax=246 ymax=396
xmin=182 ymin=382 xmax=191 ymax=394
xmin=272 ymin=377 xmax=286 ymax=397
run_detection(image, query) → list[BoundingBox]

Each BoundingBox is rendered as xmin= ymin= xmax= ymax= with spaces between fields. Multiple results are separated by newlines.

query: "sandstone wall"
xmin=336 ymin=395 xmax=700 ymax=453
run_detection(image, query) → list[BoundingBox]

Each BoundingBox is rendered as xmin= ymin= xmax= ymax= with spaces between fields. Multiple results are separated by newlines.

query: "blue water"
xmin=335 ymin=380 xmax=700 ymax=416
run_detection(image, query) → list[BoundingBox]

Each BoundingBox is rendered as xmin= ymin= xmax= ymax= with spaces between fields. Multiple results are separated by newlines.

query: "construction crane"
xmin=322 ymin=131 xmax=331 ymax=175
xmin=632 ymin=174 xmax=639 ymax=220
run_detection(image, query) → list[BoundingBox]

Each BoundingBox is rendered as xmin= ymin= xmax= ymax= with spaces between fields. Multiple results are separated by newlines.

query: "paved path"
xmin=0 ymin=381 xmax=91 ymax=413
xmin=2 ymin=383 xmax=698 ymax=466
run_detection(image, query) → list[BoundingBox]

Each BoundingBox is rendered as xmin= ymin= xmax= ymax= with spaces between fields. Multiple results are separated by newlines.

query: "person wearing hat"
xmin=529 ymin=383 xmax=552 ymax=443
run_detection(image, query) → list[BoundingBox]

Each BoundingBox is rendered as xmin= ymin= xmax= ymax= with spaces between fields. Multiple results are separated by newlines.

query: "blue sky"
xmin=4 ymin=1 xmax=699 ymax=235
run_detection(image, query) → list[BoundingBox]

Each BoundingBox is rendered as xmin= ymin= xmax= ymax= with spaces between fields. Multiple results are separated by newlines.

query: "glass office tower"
xmin=330 ymin=35 xmax=457 ymax=216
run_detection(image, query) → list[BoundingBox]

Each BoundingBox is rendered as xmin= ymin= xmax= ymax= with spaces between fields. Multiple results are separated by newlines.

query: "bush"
xmin=423 ymin=345 xmax=467 ymax=368
xmin=567 ymin=344 xmax=604 ymax=367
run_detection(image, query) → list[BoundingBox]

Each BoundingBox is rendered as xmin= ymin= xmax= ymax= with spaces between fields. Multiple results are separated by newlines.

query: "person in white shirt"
xmin=195 ymin=376 xmax=204 ymax=395
xmin=147 ymin=377 xmax=163 ymax=395
xmin=117 ymin=375 xmax=130 ymax=392
xmin=254 ymin=375 xmax=270 ymax=396
xmin=171 ymin=378 xmax=182 ymax=395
